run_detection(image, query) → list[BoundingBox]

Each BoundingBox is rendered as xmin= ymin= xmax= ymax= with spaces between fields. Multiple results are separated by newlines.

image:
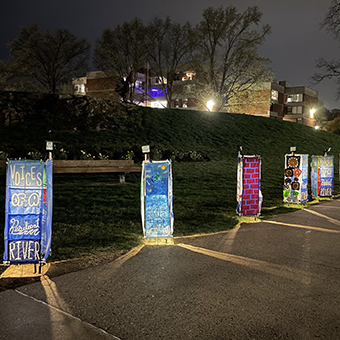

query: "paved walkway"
xmin=1 ymin=200 xmax=340 ymax=339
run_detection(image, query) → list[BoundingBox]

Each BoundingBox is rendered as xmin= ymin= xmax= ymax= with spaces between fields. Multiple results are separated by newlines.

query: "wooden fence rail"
xmin=0 ymin=159 xmax=141 ymax=183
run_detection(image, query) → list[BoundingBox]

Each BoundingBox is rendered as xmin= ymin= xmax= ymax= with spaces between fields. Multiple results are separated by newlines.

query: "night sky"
xmin=1 ymin=0 xmax=339 ymax=109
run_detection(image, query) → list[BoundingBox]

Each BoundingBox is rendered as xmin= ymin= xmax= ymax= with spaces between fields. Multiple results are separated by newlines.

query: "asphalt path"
xmin=1 ymin=200 xmax=340 ymax=339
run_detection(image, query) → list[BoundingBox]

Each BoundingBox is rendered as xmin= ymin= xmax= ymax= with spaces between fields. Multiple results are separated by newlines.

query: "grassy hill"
xmin=1 ymin=93 xmax=340 ymax=261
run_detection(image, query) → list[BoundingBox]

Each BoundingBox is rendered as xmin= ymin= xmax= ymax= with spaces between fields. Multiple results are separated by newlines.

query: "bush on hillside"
xmin=0 ymin=91 xmax=143 ymax=132
xmin=324 ymin=117 xmax=340 ymax=135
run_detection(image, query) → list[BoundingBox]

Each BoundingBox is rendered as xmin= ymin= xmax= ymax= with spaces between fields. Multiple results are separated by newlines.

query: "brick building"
xmin=73 ymin=73 xmax=318 ymax=127
xmin=73 ymin=68 xmax=198 ymax=109
xmin=73 ymin=71 xmax=119 ymax=100
xmin=228 ymin=81 xmax=318 ymax=127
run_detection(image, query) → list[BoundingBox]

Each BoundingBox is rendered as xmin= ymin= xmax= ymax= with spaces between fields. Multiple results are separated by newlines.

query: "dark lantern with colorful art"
xmin=283 ymin=147 xmax=308 ymax=204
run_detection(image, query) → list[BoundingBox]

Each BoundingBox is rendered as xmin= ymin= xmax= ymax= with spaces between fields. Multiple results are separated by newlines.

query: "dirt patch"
xmin=0 ymin=249 xmax=128 ymax=292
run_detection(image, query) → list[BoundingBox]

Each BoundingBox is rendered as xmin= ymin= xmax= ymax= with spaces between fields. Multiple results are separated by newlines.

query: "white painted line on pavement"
xmin=262 ymin=220 xmax=340 ymax=233
xmin=15 ymin=289 xmax=123 ymax=340
xmin=224 ymin=223 xmax=242 ymax=253
xmin=312 ymin=206 xmax=339 ymax=209
xmin=177 ymin=244 xmax=318 ymax=284
xmin=173 ymin=229 xmax=231 ymax=239
xmin=304 ymin=209 xmax=340 ymax=227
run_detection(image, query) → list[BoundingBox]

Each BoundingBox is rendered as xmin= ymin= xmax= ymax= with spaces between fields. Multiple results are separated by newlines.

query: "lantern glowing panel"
xmin=311 ymin=155 xmax=333 ymax=198
xmin=141 ymin=160 xmax=174 ymax=238
xmin=283 ymin=154 xmax=308 ymax=204
xmin=3 ymin=160 xmax=53 ymax=264
xmin=236 ymin=155 xmax=262 ymax=216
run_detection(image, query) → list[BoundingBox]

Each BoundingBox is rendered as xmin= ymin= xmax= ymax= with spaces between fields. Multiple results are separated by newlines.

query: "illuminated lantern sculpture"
xmin=236 ymin=147 xmax=262 ymax=216
xmin=283 ymin=152 xmax=308 ymax=204
xmin=3 ymin=160 xmax=53 ymax=266
xmin=141 ymin=160 xmax=174 ymax=238
xmin=311 ymin=155 xmax=333 ymax=198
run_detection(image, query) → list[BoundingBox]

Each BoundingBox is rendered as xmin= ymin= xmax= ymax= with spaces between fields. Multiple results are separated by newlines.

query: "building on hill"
xmin=73 ymin=73 xmax=318 ymax=127
xmin=73 ymin=71 xmax=119 ymax=100
xmin=147 ymin=68 xmax=198 ymax=109
xmin=227 ymin=80 xmax=318 ymax=127
xmin=283 ymin=83 xmax=318 ymax=127
xmin=73 ymin=67 xmax=199 ymax=109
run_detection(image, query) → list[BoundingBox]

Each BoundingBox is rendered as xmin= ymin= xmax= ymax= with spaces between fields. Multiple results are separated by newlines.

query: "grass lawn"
xmin=1 ymin=103 xmax=340 ymax=262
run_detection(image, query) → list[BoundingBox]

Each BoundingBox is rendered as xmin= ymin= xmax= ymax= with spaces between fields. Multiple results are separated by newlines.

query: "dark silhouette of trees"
xmin=1 ymin=7 xmax=273 ymax=108
xmin=312 ymin=1 xmax=340 ymax=99
xmin=95 ymin=17 xmax=193 ymax=107
xmin=94 ymin=18 xmax=148 ymax=103
xmin=146 ymin=17 xmax=194 ymax=108
xmin=94 ymin=7 xmax=271 ymax=109
xmin=1 ymin=25 xmax=90 ymax=93
xmin=192 ymin=6 xmax=272 ymax=111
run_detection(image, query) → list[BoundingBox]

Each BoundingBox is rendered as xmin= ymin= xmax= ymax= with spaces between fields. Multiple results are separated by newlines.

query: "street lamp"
xmin=310 ymin=108 xmax=316 ymax=118
xmin=207 ymin=100 xmax=214 ymax=111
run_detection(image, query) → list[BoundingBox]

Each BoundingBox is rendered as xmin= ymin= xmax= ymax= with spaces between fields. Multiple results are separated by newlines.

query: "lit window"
xmin=181 ymin=72 xmax=196 ymax=81
xmin=135 ymin=80 xmax=142 ymax=88
xmin=155 ymin=77 xmax=167 ymax=84
xmin=151 ymin=100 xmax=167 ymax=108
xmin=150 ymin=88 xmax=165 ymax=98
xmin=287 ymin=94 xmax=302 ymax=103
xmin=271 ymin=90 xmax=278 ymax=101
xmin=75 ymin=84 xmax=85 ymax=94
xmin=292 ymin=106 xmax=303 ymax=114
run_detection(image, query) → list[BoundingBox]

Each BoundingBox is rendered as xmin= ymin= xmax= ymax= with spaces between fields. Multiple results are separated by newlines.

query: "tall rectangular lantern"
xmin=311 ymin=155 xmax=333 ymax=198
xmin=237 ymin=155 xmax=262 ymax=216
xmin=3 ymin=160 xmax=53 ymax=265
xmin=141 ymin=160 xmax=173 ymax=238
xmin=283 ymin=154 xmax=308 ymax=204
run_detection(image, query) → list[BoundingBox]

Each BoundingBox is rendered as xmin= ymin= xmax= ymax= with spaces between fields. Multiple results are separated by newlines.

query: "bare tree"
xmin=321 ymin=0 xmax=340 ymax=38
xmin=2 ymin=25 xmax=90 ymax=93
xmin=192 ymin=6 xmax=272 ymax=111
xmin=312 ymin=1 xmax=340 ymax=99
xmin=146 ymin=17 xmax=194 ymax=108
xmin=94 ymin=18 xmax=148 ymax=103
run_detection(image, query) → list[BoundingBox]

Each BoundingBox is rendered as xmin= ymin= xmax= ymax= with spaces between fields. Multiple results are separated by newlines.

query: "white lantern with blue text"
xmin=3 ymin=160 xmax=53 ymax=265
